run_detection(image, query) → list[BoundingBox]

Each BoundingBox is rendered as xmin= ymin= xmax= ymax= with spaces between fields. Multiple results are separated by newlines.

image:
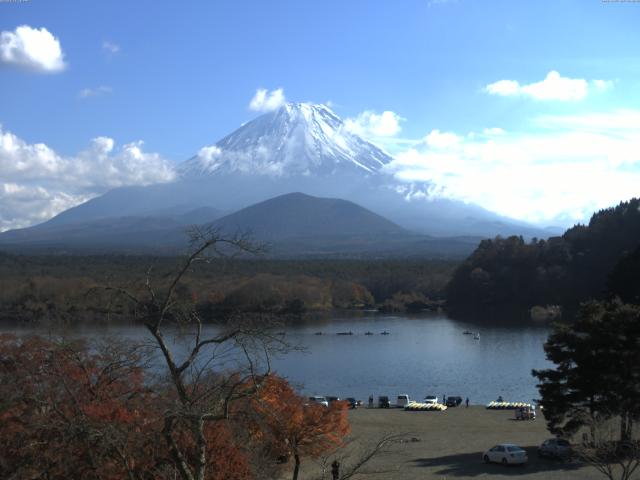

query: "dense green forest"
xmin=0 ymin=253 xmax=456 ymax=324
xmin=446 ymin=198 xmax=640 ymax=316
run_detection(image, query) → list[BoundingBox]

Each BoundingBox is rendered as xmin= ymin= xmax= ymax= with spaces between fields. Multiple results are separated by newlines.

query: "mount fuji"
xmin=180 ymin=103 xmax=391 ymax=177
xmin=0 ymin=103 xmax=552 ymax=255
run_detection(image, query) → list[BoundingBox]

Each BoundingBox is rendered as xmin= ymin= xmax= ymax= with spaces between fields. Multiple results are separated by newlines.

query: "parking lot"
xmin=290 ymin=406 xmax=605 ymax=479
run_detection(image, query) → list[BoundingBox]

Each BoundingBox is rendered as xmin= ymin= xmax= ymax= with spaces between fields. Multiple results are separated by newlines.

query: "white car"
xmin=396 ymin=394 xmax=410 ymax=408
xmin=308 ymin=396 xmax=329 ymax=407
xmin=483 ymin=444 xmax=528 ymax=465
xmin=424 ymin=395 xmax=438 ymax=404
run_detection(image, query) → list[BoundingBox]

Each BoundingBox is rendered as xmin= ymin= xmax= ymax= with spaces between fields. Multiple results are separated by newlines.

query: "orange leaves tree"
xmin=0 ymin=333 xmax=266 ymax=480
xmin=248 ymin=376 xmax=351 ymax=480
xmin=0 ymin=334 xmax=164 ymax=480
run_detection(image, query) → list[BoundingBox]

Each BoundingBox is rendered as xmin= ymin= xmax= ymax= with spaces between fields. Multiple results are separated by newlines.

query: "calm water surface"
xmin=3 ymin=312 xmax=552 ymax=405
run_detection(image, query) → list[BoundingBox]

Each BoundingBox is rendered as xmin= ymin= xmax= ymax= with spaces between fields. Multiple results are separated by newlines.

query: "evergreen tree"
xmin=533 ymin=300 xmax=640 ymax=443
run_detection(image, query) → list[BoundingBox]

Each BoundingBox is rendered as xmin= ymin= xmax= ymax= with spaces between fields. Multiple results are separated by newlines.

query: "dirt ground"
xmin=288 ymin=406 xmax=607 ymax=480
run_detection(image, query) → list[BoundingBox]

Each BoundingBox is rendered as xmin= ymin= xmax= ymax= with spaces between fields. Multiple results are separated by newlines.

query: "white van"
xmin=424 ymin=395 xmax=438 ymax=404
xmin=397 ymin=394 xmax=410 ymax=408
xmin=308 ymin=396 xmax=329 ymax=407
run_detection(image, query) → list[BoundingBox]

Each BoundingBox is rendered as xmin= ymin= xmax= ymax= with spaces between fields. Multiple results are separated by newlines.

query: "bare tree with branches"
xmin=103 ymin=227 xmax=288 ymax=480
xmin=574 ymin=416 xmax=640 ymax=480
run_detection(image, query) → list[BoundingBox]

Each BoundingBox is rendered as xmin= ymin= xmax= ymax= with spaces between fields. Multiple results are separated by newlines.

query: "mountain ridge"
xmin=1 ymin=102 xmax=555 ymax=249
xmin=0 ymin=192 xmax=482 ymax=258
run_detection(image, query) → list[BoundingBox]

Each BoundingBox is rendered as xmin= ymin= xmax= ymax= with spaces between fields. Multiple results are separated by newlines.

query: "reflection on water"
xmin=1 ymin=312 xmax=552 ymax=405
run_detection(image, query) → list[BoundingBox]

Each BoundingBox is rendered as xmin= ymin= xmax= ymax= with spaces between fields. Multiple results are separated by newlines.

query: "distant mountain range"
xmin=0 ymin=103 xmax=557 ymax=257
xmin=0 ymin=192 xmax=481 ymax=258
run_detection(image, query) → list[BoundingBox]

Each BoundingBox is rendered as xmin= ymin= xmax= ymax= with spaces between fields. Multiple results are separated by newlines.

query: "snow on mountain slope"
xmin=179 ymin=103 xmax=393 ymax=177
xmin=9 ymin=101 xmax=554 ymax=241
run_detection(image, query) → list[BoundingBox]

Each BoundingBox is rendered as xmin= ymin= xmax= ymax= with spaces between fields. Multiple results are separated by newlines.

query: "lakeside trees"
xmin=533 ymin=300 xmax=640 ymax=441
xmin=533 ymin=300 xmax=640 ymax=480
xmin=446 ymin=198 xmax=640 ymax=316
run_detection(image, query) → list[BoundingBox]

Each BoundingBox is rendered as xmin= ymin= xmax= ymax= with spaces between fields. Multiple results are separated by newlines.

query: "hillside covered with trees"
xmin=446 ymin=198 xmax=640 ymax=317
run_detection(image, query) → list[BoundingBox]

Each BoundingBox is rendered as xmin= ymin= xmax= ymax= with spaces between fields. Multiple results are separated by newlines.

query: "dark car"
xmin=378 ymin=396 xmax=390 ymax=408
xmin=446 ymin=396 xmax=463 ymax=407
xmin=325 ymin=396 xmax=341 ymax=404
xmin=538 ymin=438 xmax=572 ymax=460
xmin=345 ymin=397 xmax=358 ymax=409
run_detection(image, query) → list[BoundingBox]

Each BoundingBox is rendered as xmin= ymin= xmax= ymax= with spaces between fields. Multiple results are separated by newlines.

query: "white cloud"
xmin=249 ymin=88 xmax=286 ymax=112
xmin=0 ymin=25 xmax=66 ymax=73
xmin=0 ymin=126 xmax=176 ymax=231
xmin=424 ymin=129 xmax=462 ymax=149
xmin=0 ymin=183 xmax=87 ymax=231
xmin=384 ymin=110 xmax=640 ymax=225
xmin=197 ymin=145 xmax=222 ymax=162
xmin=484 ymin=71 xmax=611 ymax=101
xmin=485 ymin=79 xmax=521 ymax=97
xmin=78 ymin=85 xmax=113 ymax=99
xmin=193 ymin=145 xmax=224 ymax=173
xmin=344 ymin=110 xmax=404 ymax=138
xmin=102 ymin=40 xmax=120 ymax=55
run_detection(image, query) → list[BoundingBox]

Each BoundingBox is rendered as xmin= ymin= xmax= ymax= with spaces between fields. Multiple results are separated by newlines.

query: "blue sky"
xmin=1 ymin=0 xmax=640 ymax=229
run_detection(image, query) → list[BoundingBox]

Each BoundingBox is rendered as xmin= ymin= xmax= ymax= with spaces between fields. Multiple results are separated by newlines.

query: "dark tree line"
xmin=446 ymin=198 xmax=640 ymax=316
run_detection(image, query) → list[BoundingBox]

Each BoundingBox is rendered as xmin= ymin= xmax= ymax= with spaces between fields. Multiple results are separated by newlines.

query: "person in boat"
xmin=497 ymin=395 xmax=503 ymax=402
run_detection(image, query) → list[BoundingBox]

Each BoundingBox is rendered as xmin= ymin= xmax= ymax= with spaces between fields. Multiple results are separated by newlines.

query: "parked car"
xmin=483 ymin=444 xmax=528 ymax=465
xmin=538 ymin=438 xmax=572 ymax=460
xmin=396 ymin=394 xmax=410 ymax=408
xmin=345 ymin=397 xmax=358 ymax=409
xmin=515 ymin=406 xmax=536 ymax=420
xmin=308 ymin=396 xmax=329 ymax=407
xmin=325 ymin=396 xmax=341 ymax=404
xmin=446 ymin=396 xmax=463 ymax=407
xmin=378 ymin=396 xmax=390 ymax=408
xmin=424 ymin=395 xmax=438 ymax=404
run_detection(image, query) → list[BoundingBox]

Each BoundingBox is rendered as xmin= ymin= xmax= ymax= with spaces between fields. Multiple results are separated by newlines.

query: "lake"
xmin=2 ymin=312 xmax=553 ymax=406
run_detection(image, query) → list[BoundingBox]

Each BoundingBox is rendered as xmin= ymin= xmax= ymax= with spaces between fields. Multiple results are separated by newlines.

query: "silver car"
xmin=483 ymin=444 xmax=528 ymax=465
xmin=538 ymin=438 xmax=572 ymax=460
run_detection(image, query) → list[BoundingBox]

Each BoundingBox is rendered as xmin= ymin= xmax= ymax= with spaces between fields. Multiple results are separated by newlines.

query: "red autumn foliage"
xmin=0 ymin=335 xmax=253 ymax=480
xmin=246 ymin=375 xmax=351 ymax=479
xmin=0 ymin=335 xmax=350 ymax=480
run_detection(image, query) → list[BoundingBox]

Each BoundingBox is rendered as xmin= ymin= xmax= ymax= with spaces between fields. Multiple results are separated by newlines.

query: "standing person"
xmin=331 ymin=460 xmax=340 ymax=480
xmin=465 ymin=397 xmax=469 ymax=408
xmin=443 ymin=394 xmax=446 ymax=405
xmin=368 ymin=395 xmax=373 ymax=408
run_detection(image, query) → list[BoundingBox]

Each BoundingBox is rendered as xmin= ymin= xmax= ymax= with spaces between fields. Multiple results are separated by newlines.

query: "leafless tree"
xmin=575 ymin=416 xmax=640 ymax=480
xmin=104 ymin=226 xmax=288 ymax=480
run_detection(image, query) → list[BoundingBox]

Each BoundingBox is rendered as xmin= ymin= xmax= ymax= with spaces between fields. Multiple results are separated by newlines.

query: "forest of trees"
xmin=0 ymin=253 xmax=456 ymax=325
xmin=446 ymin=198 xmax=640 ymax=317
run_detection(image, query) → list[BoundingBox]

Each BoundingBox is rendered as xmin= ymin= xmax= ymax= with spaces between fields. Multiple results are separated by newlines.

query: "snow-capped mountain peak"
xmin=179 ymin=103 xmax=393 ymax=177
